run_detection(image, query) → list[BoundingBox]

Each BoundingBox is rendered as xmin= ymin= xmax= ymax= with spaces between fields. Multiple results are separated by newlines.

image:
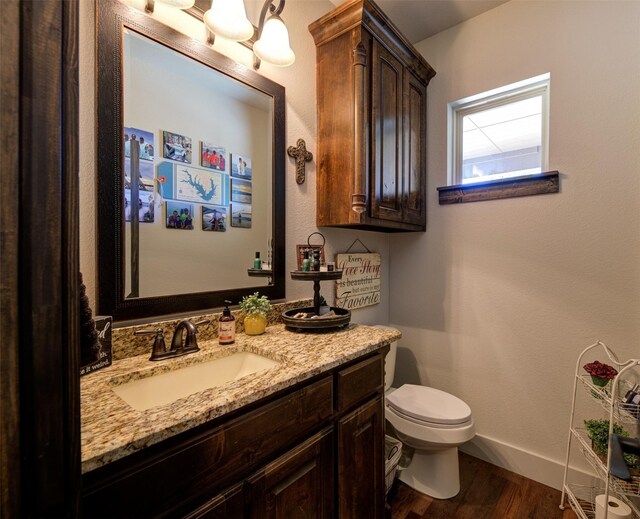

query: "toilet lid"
xmin=386 ymin=384 xmax=472 ymax=425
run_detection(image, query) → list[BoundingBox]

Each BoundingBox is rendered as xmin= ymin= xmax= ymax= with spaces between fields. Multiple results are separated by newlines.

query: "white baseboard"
xmin=460 ymin=433 xmax=595 ymax=491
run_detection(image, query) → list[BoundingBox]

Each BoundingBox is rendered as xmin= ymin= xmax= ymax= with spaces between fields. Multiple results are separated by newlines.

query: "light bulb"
xmin=203 ymin=0 xmax=254 ymax=42
xmin=253 ymin=15 xmax=295 ymax=67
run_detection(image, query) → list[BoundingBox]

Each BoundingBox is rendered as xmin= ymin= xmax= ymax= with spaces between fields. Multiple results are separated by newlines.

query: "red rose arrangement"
xmin=583 ymin=360 xmax=618 ymax=388
xmin=583 ymin=360 xmax=618 ymax=379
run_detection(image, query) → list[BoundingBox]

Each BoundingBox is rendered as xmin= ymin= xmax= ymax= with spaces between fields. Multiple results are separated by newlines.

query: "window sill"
xmin=437 ymin=171 xmax=559 ymax=205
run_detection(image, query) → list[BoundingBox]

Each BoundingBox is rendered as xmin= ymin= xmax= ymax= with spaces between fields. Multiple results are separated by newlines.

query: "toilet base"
xmin=398 ymin=446 xmax=461 ymax=499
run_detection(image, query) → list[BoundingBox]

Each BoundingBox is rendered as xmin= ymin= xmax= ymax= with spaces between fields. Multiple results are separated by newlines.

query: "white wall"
xmin=390 ymin=0 xmax=640 ymax=488
xmin=79 ymin=0 xmax=391 ymax=324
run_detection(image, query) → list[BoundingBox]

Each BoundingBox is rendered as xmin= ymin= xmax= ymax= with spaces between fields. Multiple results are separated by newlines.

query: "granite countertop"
xmin=81 ymin=323 xmax=401 ymax=474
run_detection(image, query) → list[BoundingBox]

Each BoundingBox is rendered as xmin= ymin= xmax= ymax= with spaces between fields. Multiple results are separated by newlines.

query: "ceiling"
xmin=328 ymin=0 xmax=510 ymax=43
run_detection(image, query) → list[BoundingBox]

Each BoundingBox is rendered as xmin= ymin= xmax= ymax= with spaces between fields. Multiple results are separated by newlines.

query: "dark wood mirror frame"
xmin=97 ymin=0 xmax=286 ymax=321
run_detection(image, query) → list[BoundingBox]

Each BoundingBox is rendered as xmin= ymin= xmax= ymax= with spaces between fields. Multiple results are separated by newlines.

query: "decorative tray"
xmin=282 ymin=307 xmax=351 ymax=332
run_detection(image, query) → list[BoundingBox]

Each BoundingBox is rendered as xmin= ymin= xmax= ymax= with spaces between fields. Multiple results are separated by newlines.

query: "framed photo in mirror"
xmin=201 ymin=142 xmax=226 ymax=171
xmin=162 ymin=130 xmax=192 ymax=163
xmin=202 ymin=205 xmax=227 ymax=231
xmin=231 ymin=178 xmax=252 ymax=204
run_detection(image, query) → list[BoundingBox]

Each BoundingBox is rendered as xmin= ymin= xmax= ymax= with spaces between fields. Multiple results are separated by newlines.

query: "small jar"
xmin=312 ymin=250 xmax=321 ymax=271
xmin=301 ymin=251 xmax=311 ymax=272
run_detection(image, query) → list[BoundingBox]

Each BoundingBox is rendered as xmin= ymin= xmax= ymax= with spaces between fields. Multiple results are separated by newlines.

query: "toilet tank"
xmin=385 ymin=340 xmax=397 ymax=391
xmin=374 ymin=326 xmax=397 ymax=391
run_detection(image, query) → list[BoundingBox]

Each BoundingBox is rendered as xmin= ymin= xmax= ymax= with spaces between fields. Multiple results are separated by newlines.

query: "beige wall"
xmin=79 ymin=0 xmax=391 ymax=325
xmin=390 ymin=0 xmax=640 ymax=488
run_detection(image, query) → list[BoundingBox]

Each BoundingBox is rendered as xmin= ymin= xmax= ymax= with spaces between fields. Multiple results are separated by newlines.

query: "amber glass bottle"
xmin=218 ymin=300 xmax=236 ymax=345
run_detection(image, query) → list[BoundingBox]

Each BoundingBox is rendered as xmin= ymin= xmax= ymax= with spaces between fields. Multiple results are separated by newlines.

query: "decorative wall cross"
xmin=287 ymin=138 xmax=313 ymax=185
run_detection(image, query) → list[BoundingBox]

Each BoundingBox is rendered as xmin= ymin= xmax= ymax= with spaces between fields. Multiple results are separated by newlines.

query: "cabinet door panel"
xmin=403 ymin=72 xmax=427 ymax=225
xmin=371 ymin=40 xmax=404 ymax=222
xmin=246 ymin=427 xmax=334 ymax=519
xmin=338 ymin=396 xmax=385 ymax=519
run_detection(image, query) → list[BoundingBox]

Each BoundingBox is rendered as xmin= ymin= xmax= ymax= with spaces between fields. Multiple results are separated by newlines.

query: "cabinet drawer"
xmin=83 ymin=376 xmax=333 ymax=518
xmin=336 ymin=354 xmax=383 ymax=413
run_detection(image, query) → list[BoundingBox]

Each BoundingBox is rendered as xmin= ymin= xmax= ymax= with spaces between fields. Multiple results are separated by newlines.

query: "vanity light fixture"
xmin=146 ymin=0 xmax=294 ymax=70
xmin=205 ymin=0 xmax=295 ymax=69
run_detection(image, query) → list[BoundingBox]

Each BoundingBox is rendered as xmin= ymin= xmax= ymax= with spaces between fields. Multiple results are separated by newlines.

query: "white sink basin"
xmin=112 ymin=352 xmax=280 ymax=411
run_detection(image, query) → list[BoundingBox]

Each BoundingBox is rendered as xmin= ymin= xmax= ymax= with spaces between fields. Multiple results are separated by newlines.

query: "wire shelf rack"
xmin=578 ymin=374 xmax=640 ymax=425
xmin=560 ymin=341 xmax=639 ymax=519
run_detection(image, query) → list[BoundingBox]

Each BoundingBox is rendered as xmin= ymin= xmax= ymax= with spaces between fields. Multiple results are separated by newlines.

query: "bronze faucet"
xmin=170 ymin=319 xmax=200 ymax=354
xmin=135 ymin=319 xmax=210 ymax=361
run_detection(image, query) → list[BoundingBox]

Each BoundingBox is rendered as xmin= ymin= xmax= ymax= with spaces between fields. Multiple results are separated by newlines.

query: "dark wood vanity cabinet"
xmin=309 ymin=0 xmax=435 ymax=232
xmin=81 ymin=350 xmax=386 ymax=518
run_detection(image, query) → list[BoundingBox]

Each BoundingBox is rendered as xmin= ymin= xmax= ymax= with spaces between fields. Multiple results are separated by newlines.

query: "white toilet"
xmin=382 ymin=330 xmax=475 ymax=499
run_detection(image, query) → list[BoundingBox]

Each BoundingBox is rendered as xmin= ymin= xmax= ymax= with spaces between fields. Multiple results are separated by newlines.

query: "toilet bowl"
xmin=377 ymin=327 xmax=475 ymax=499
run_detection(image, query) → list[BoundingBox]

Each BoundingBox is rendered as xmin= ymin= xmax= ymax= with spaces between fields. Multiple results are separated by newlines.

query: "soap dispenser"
xmin=218 ymin=300 xmax=236 ymax=345
xmin=253 ymin=252 xmax=261 ymax=270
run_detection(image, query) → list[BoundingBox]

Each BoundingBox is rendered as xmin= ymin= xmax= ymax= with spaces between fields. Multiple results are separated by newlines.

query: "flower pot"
xmin=244 ymin=313 xmax=267 ymax=335
xmin=590 ymin=375 xmax=611 ymax=398
xmin=590 ymin=375 xmax=610 ymax=388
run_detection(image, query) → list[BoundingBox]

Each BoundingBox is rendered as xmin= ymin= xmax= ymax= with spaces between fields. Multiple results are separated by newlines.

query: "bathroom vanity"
xmin=81 ymin=324 xmax=400 ymax=518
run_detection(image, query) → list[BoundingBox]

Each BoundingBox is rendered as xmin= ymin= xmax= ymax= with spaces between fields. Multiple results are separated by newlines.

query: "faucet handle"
xmin=194 ymin=318 xmax=212 ymax=331
xmin=135 ymin=328 xmax=169 ymax=361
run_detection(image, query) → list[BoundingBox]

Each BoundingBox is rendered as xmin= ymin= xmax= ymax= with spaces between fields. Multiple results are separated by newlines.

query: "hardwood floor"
xmin=388 ymin=453 xmax=578 ymax=519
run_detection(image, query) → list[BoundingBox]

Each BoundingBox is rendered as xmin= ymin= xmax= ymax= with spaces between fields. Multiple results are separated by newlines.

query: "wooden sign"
xmin=335 ymin=253 xmax=381 ymax=310
xmin=80 ymin=316 xmax=113 ymax=377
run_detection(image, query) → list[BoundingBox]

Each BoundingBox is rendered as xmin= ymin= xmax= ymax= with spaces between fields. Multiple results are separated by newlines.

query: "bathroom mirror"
xmin=97 ymin=0 xmax=285 ymax=321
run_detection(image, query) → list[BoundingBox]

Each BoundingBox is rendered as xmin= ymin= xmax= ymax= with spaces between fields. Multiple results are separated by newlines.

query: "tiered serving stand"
xmin=282 ymin=270 xmax=351 ymax=331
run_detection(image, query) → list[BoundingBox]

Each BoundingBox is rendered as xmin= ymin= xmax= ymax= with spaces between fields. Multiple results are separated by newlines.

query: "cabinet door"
xmin=183 ymin=482 xmax=244 ymax=519
xmin=246 ymin=427 xmax=334 ymax=519
xmin=337 ymin=396 xmax=385 ymax=519
xmin=370 ymin=40 xmax=404 ymax=223
xmin=403 ymin=71 xmax=427 ymax=226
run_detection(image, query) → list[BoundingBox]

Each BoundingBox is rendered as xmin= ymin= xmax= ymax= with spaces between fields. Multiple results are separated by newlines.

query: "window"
xmin=448 ymin=74 xmax=550 ymax=186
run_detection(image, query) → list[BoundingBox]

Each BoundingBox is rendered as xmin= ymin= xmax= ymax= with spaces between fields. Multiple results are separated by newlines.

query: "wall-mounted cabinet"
xmin=309 ymin=0 xmax=435 ymax=232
